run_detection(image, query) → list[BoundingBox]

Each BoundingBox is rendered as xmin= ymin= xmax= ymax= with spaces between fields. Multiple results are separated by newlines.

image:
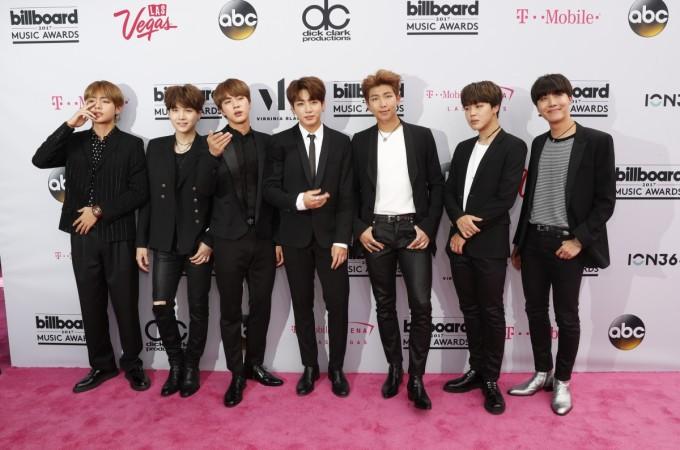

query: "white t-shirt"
xmin=462 ymin=141 xmax=489 ymax=210
xmin=374 ymin=126 xmax=416 ymax=215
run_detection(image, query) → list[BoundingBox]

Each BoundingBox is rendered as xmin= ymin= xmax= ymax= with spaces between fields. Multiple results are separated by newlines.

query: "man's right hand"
xmin=136 ymin=248 xmax=150 ymax=272
xmin=511 ymin=246 xmax=521 ymax=270
xmin=302 ymin=188 xmax=330 ymax=209
xmin=207 ymin=130 xmax=233 ymax=157
xmin=360 ymin=226 xmax=384 ymax=253
xmin=456 ymin=214 xmax=482 ymax=239
xmin=66 ymin=105 xmax=96 ymax=129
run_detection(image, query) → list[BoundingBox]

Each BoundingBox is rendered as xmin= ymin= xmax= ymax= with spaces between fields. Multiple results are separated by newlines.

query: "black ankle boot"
xmin=161 ymin=365 xmax=183 ymax=397
xmin=180 ymin=366 xmax=201 ymax=398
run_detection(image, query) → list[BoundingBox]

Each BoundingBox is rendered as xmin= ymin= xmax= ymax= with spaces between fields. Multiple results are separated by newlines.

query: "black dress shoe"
xmin=224 ymin=375 xmax=246 ymax=407
xmin=407 ymin=375 xmax=432 ymax=410
xmin=125 ymin=367 xmax=151 ymax=391
xmin=443 ymin=369 xmax=482 ymax=393
xmin=161 ymin=365 xmax=183 ymax=397
xmin=328 ymin=369 xmax=350 ymax=397
xmin=482 ymin=380 xmax=506 ymax=415
xmin=180 ymin=366 xmax=201 ymax=398
xmin=73 ymin=368 xmax=119 ymax=393
xmin=381 ymin=364 xmax=403 ymax=399
xmin=244 ymin=364 xmax=284 ymax=387
xmin=296 ymin=366 xmax=320 ymax=396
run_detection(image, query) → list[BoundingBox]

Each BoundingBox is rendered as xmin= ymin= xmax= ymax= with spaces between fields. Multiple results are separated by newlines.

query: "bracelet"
xmin=92 ymin=205 xmax=103 ymax=218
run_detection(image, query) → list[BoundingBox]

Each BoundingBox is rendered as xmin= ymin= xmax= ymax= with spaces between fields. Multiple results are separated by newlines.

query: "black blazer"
xmin=136 ymin=135 xmax=212 ymax=254
xmin=263 ymin=124 xmax=353 ymax=249
xmin=513 ymin=123 xmax=616 ymax=268
xmin=32 ymin=122 xmax=148 ymax=242
xmin=195 ymin=126 xmax=275 ymax=241
xmin=444 ymin=130 xmax=527 ymax=259
xmin=351 ymin=121 xmax=444 ymax=253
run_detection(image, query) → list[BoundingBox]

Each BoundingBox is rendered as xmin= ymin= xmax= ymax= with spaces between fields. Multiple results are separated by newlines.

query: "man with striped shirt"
xmin=508 ymin=74 xmax=616 ymax=416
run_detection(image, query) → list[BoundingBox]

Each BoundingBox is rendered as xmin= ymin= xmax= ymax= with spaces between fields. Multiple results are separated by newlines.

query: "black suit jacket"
xmin=136 ymin=135 xmax=212 ymax=254
xmin=263 ymin=124 xmax=353 ymax=248
xmin=351 ymin=121 xmax=444 ymax=253
xmin=444 ymin=130 xmax=527 ymax=259
xmin=32 ymin=122 xmax=148 ymax=242
xmin=195 ymin=126 xmax=275 ymax=241
xmin=513 ymin=123 xmax=616 ymax=268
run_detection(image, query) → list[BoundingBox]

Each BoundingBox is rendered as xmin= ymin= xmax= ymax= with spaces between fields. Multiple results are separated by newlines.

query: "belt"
xmin=374 ymin=213 xmax=415 ymax=224
xmin=530 ymin=223 xmax=571 ymax=236
xmin=246 ymin=217 xmax=255 ymax=226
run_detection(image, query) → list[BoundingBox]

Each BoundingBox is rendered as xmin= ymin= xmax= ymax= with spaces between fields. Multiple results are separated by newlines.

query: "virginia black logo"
xmin=608 ymin=315 xmax=645 ymax=350
xmin=218 ymin=0 xmax=258 ymax=40
xmin=406 ymin=0 xmax=480 ymax=36
xmin=48 ymin=167 xmax=66 ymax=203
xmin=9 ymin=7 xmax=80 ymax=44
xmin=628 ymin=0 xmax=668 ymax=37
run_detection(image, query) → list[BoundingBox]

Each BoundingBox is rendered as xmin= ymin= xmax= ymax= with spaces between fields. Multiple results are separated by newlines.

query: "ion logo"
xmin=628 ymin=0 xmax=669 ymax=37
xmin=48 ymin=167 xmax=66 ymax=203
xmin=608 ymin=315 xmax=645 ymax=350
xmin=219 ymin=0 xmax=258 ymax=40
xmin=645 ymin=93 xmax=680 ymax=108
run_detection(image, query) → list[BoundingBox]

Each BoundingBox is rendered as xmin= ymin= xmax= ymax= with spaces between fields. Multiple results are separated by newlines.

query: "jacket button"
xmin=161 ymin=183 xmax=166 ymax=188
xmin=194 ymin=209 xmax=199 ymax=213
xmin=195 ymin=219 xmax=200 ymax=224
xmin=192 ymin=186 xmax=196 ymax=191
xmin=160 ymin=194 xmax=165 ymax=199
xmin=193 ymin=198 xmax=198 ymax=203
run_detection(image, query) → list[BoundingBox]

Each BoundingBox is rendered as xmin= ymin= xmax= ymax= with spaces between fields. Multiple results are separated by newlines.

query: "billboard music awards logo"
xmin=48 ymin=167 xmax=66 ymax=203
xmin=609 ymin=315 xmax=645 ymax=350
xmin=645 ymin=93 xmax=680 ymax=109
xmin=113 ymin=4 xmax=177 ymax=41
xmin=9 ymin=7 xmax=79 ymax=44
xmin=301 ymin=0 xmax=351 ymax=42
xmin=331 ymin=80 xmax=405 ymax=118
xmin=570 ymin=80 xmax=610 ymax=118
xmin=616 ymin=165 xmax=680 ymax=199
xmin=403 ymin=317 xmax=468 ymax=350
xmin=406 ymin=1 xmax=480 ymax=35
xmin=219 ymin=0 xmax=258 ymax=40
xmin=153 ymin=84 xmax=222 ymax=120
xmin=424 ymin=85 xmax=514 ymax=113
xmin=144 ymin=319 xmax=188 ymax=352
xmin=515 ymin=8 xmax=600 ymax=25
xmin=35 ymin=314 xmax=86 ymax=345
xmin=629 ymin=0 xmax=668 ymax=37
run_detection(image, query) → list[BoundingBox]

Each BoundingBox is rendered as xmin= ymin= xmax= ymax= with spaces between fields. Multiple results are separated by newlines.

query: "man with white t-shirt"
xmin=442 ymin=81 xmax=527 ymax=415
xmin=352 ymin=69 xmax=444 ymax=410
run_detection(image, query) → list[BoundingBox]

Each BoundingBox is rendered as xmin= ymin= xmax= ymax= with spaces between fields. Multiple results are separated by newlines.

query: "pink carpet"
xmin=1 ymin=281 xmax=679 ymax=449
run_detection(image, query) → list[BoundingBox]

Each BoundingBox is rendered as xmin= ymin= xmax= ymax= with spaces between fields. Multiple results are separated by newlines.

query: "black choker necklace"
xmin=479 ymin=126 xmax=501 ymax=143
xmin=550 ymin=122 xmax=575 ymax=142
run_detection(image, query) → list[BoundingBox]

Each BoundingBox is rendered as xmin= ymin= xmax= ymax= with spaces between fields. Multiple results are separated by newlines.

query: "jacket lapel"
xmin=314 ymin=125 xmax=331 ymax=188
xmin=366 ymin=125 xmax=379 ymax=188
xmin=469 ymin=130 xmax=506 ymax=194
xmin=457 ymin=139 xmax=475 ymax=196
xmin=92 ymin=127 xmax=120 ymax=173
xmin=254 ymin=130 xmax=267 ymax=221
xmin=527 ymin=132 xmax=549 ymax=205
xmin=295 ymin=126 xmax=314 ymax=187
xmin=175 ymin=136 xmax=199 ymax=188
xmin=565 ymin=123 xmax=585 ymax=206
xmin=402 ymin=121 xmax=418 ymax=186
xmin=222 ymin=127 xmax=245 ymax=212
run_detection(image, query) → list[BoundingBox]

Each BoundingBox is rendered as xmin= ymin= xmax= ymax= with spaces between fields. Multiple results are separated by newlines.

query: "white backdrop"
xmin=1 ymin=0 xmax=678 ymax=373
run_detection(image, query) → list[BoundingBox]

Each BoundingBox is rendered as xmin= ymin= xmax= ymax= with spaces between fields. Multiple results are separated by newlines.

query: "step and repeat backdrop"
xmin=0 ymin=0 xmax=678 ymax=372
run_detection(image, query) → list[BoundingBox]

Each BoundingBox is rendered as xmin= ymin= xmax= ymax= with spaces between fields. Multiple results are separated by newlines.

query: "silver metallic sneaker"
xmin=551 ymin=379 xmax=573 ymax=415
xmin=507 ymin=371 xmax=554 ymax=396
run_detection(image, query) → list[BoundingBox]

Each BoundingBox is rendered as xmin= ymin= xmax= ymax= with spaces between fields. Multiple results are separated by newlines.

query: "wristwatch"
xmin=92 ymin=205 xmax=103 ymax=218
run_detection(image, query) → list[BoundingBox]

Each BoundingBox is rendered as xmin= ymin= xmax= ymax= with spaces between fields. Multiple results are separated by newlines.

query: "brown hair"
xmin=530 ymin=74 xmax=573 ymax=105
xmin=461 ymin=81 xmax=503 ymax=117
xmin=212 ymin=78 xmax=251 ymax=107
xmin=361 ymin=69 xmax=401 ymax=102
xmin=164 ymin=84 xmax=205 ymax=111
xmin=84 ymin=80 xmax=124 ymax=108
xmin=286 ymin=76 xmax=326 ymax=104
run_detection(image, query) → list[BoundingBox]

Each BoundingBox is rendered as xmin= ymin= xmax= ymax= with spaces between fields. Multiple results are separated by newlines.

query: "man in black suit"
xmin=196 ymin=78 xmax=284 ymax=408
xmin=442 ymin=81 xmax=527 ymax=415
xmin=263 ymin=76 xmax=353 ymax=397
xmin=136 ymin=84 xmax=214 ymax=398
xmin=508 ymin=74 xmax=616 ymax=416
xmin=352 ymin=70 xmax=444 ymax=410
xmin=32 ymin=80 xmax=150 ymax=393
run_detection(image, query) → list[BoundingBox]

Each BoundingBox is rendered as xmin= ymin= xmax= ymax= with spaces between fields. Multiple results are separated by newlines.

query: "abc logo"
xmin=628 ymin=0 xmax=669 ymax=37
xmin=48 ymin=167 xmax=66 ymax=203
xmin=219 ymin=0 xmax=258 ymax=40
xmin=608 ymin=314 xmax=645 ymax=350
xmin=302 ymin=1 xmax=350 ymax=31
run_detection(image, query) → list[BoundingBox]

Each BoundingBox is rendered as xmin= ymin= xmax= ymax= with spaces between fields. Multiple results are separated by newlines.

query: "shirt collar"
xmin=299 ymin=123 xmax=323 ymax=141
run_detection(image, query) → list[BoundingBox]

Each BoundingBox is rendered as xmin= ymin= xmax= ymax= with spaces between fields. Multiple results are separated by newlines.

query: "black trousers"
xmin=283 ymin=240 xmax=349 ymax=371
xmin=70 ymin=233 xmax=142 ymax=372
xmin=448 ymin=252 xmax=507 ymax=381
xmin=151 ymin=250 xmax=212 ymax=367
xmin=366 ymin=217 xmax=432 ymax=376
xmin=213 ymin=229 xmax=276 ymax=375
xmin=520 ymin=227 xmax=584 ymax=381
